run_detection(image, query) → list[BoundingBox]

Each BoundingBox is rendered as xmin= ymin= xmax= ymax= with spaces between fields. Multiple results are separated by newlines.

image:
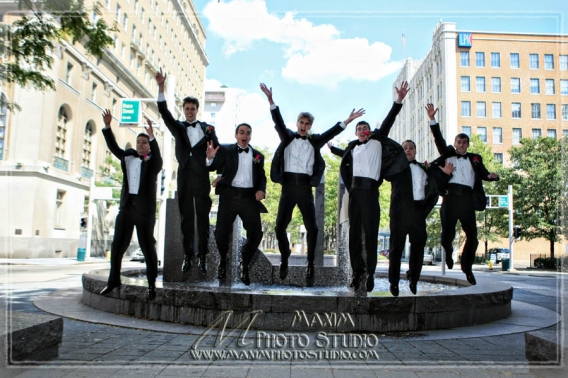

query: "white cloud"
xmin=203 ymin=0 xmax=402 ymax=88
xmin=204 ymin=78 xmax=223 ymax=91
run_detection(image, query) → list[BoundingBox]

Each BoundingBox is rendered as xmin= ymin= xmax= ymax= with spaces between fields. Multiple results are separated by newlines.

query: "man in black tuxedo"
xmin=100 ymin=110 xmax=163 ymax=300
xmin=427 ymin=103 xmax=499 ymax=285
xmin=260 ymin=83 xmax=364 ymax=283
xmin=339 ymin=82 xmax=409 ymax=292
xmin=156 ymin=69 xmax=219 ymax=274
xmin=205 ymin=123 xmax=267 ymax=285
xmin=387 ymin=140 xmax=453 ymax=296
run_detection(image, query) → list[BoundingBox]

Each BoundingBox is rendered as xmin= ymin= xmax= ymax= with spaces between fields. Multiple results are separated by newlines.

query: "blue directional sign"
xmin=458 ymin=32 xmax=472 ymax=48
xmin=499 ymin=196 xmax=508 ymax=208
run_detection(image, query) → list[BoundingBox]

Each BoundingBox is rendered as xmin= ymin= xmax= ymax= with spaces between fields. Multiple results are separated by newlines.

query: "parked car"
xmin=487 ymin=248 xmax=510 ymax=264
xmin=378 ymin=249 xmax=389 ymax=257
xmin=423 ymin=253 xmax=434 ymax=265
xmin=130 ymin=248 xmax=145 ymax=262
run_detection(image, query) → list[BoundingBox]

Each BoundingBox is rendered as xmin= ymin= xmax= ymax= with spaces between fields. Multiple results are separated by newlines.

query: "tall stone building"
xmin=0 ymin=0 xmax=208 ymax=257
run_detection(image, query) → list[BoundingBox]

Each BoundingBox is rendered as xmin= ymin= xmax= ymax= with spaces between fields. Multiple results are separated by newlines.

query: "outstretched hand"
xmin=211 ymin=175 xmax=221 ymax=187
xmin=259 ymin=83 xmax=274 ymax=105
xmin=102 ymin=109 xmax=112 ymax=128
xmin=440 ymin=160 xmax=454 ymax=176
xmin=344 ymin=108 xmax=365 ymax=125
xmin=326 ymin=142 xmax=333 ymax=150
xmin=155 ymin=68 xmax=166 ymax=86
xmin=145 ymin=119 xmax=155 ymax=139
xmin=206 ymin=140 xmax=219 ymax=160
xmin=395 ymin=81 xmax=409 ymax=103
xmin=425 ymin=103 xmax=438 ymax=120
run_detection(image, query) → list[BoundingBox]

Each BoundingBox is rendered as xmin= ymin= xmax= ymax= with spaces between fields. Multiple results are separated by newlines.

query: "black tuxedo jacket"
xmin=339 ymin=102 xmax=407 ymax=192
xmin=210 ymin=144 xmax=268 ymax=213
xmin=158 ymin=100 xmax=219 ymax=171
xmin=102 ymin=128 xmax=163 ymax=216
xmin=430 ymin=123 xmax=499 ymax=211
xmin=270 ymin=106 xmax=345 ymax=187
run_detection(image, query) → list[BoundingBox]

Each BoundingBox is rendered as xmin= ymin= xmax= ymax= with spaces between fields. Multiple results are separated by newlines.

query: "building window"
xmin=478 ymin=127 xmax=487 ymax=142
xmin=460 ymin=51 xmax=470 ymax=67
xmin=65 ymin=62 xmax=73 ymax=85
xmin=462 ymin=126 xmax=471 ymax=136
xmin=511 ymin=78 xmax=521 ymax=94
xmin=510 ymin=53 xmax=520 ymax=68
xmin=560 ymin=55 xmax=568 ymax=71
xmin=91 ymin=82 xmax=97 ymax=102
xmin=564 ymin=130 xmax=568 ymax=137
xmin=105 ymin=0 xmax=110 ymax=10
xmin=548 ymin=129 xmax=557 ymax=138
xmin=513 ymin=128 xmax=522 ymax=144
xmin=475 ymin=52 xmax=485 ymax=67
xmin=563 ymin=105 xmax=568 ymax=121
xmin=461 ymin=101 xmax=471 ymax=117
xmin=545 ymin=79 xmax=555 ymax=95
xmin=0 ymin=93 xmax=6 ymax=160
xmin=121 ymin=43 xmax=125 ymax=60
xmin=493 ymin=127 xmax=503 ymax=144
xmin=561 ymin=80 xmax=568 ymax=95
xmin=490 ymin=52 xmax=500 ymax=68
xmin=531 ymin=103 xmax=541 ymax=119
xmin=547 ymin=104 xmax=556 ymax=120
xmin=492 ymin=102 xmax=502 ymax=118
xmin=123 ymin=14 xmax=128 ymax=30
xmin=477 ymin=101 xmax=486 ymax=118
xmin=83 ymin=122 xmax=93 ymax=168
xmin=532 ymin=129 xmax=541 ymax=139
xmin=491 ymin=77 xmax=501 ymax=93
xmin=544 ymin=54 xmax=554 ymax=70
xmin=134 ymin=0 xmax=139 ymax=13
xmin=115 ymin=4 xmax=121 ymax=22
xmin=512 ymin=103 xmax=522 ymax=118
xmin=476 ymin=76 xmax=486 ymax=92
xmin=494 ymin=153 xmax=503 ymax=165
xmin=530 ymin=78 xmax=540 ymax=94
xmin=141 ymin=8 xmax=145 ymax=24
xmin=55 ymin=190 xmax=66 ymax=228
xmin=55 ymin=107 xmax=68 ymax=158
xmin=461 ymin=76 xmax=470 ymax=92
xmin=529 ymin=53 xmax=539 ymax=69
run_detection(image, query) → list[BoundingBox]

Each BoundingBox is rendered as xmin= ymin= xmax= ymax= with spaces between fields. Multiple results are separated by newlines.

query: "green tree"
xmin=494 ymin=137 xmax=564 ymax=258
xmin=0 ymin=0 xmax=115 ymax=110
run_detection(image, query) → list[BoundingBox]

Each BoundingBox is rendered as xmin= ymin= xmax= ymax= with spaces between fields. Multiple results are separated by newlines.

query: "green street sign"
xmin=120 ymin=99 xmax=142 ymax=125
xmin=499 ymin=196 xmax=508 ymax=208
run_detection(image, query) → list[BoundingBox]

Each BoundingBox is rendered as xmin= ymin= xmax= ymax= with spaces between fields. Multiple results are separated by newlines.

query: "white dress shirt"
xmin=284 ymin=138 xmax=315 ymax=175
xmin=232 ymin=146 xmax=254 ymax=188
xmin=448 ymin=155 xmax=474 ymax=188
xmin=409 ymin=162 xmax=428 ymax=200
xmin=352 ymin=139 xmax=382 ymax=181
xmin=126 ymin=156 xmax=142 ymax=194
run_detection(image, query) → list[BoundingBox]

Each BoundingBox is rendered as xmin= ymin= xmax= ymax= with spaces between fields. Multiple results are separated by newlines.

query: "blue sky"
xmin=191 ymin=0 xmax=567 ymax=149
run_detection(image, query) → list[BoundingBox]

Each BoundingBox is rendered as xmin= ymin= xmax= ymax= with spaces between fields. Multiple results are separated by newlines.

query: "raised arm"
xmin=425 ymin=103 xmax=449 ymax=155
xmin=145 ymin=119 xmax=163 ymax=172
xmin=260 ymin=83 xmax=288 ymax=140
xmin=327 ymin=142 xmax=346 ymax=157
xmin=101 ymin=109 xmax=125 ymax=159
xmin=156 ymin=69 xmax=183 ymax=136
xmin=376 ymin=81 xmax=408 ymax=136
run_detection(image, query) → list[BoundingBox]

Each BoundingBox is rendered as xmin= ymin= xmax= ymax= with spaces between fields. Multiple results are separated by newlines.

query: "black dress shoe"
xmin=148 ymin=286 xmax=156 ymax=300
xmin=465 ymin=271 xmax=477 ymax=285
xmin=279 ymin=261 xmax=289 ymax=280
xmin=366 ymin=275 xmax=375 ymax=292
xmin=350 ymin=272 xmax=362 ymax=290
xmin=446 ymin=255 xmax=454 ymax=270
xmin=100 ymin=284 xmax=120 ymax=295
xmin=239 ymin=262 xmax=250 ymax=286
xmin=409 ymin=281 xmax=417 ymax=295
xmin=389 ymin=284 xmax=399 ymax=297
xmin=198 ymin=255 xmax=207 ymax=274
xmin=217 ymin=261 xmax=226 ymax=279
xmin=306 ymin=263 xmax=314 ymax=280
xmin=182 ymin=255 xmax=192 ymax=272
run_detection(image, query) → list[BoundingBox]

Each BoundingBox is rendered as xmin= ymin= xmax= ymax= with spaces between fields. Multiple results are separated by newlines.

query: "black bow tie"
xmin=410 ymin=160 xmax=418 ymax=165
xmin=238 ymin=147 xmax=249 ymax=154
xmin=294 ymin=134 xmax=307 ymax=140
xmin=186 ymin=121 xmax=198 ymax=128
xmin=457 ymin=154 xmax=468 ymax=159
xmin=356 ymin=139 xmax=369 ymax=146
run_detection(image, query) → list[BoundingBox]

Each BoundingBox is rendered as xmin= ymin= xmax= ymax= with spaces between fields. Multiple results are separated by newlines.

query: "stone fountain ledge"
xmin=82 ymin=268 xmax=513 ymax=333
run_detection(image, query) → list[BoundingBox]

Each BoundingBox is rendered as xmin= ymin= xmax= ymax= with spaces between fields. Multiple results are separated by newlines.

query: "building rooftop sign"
xmin=458 ymin=32 xmax=472 ymax=48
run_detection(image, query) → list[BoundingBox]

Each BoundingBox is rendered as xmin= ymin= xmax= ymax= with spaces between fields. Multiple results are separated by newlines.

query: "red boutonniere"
xmin=473 ymin=156 xmax=479 ymax=165
xmin=206 ymin=125 xmax=214 ymax=134
xmin=143 ymin=153 xmax=150 ymax=161
xmin=423 ymin=160 xmax=430 ymax=169
xmin=363 ymin=130 xmax=374 ymax=138
xmin=254 ymin=154 xmax=261 ymax=164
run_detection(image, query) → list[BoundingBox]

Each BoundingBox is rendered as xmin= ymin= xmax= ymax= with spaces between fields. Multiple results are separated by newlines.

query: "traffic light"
xmin=513 ymin=225 xmax=522 ymax=239
xmin=80 ymin=217 xmax=87 ymax=228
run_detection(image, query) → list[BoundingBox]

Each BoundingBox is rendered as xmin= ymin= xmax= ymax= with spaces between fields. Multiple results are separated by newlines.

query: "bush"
xmin=534 ymin=257 xmax=568 ymax=270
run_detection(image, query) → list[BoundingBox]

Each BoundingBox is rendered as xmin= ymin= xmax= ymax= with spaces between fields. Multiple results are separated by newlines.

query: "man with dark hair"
xmin=100 ymin=110 xmax=163 ymax=300
xmin=205 ymin=123 xmax=267 ymax=285
xmin=339 ymin=81 xmax=409 ymax=293
xmin=387 ymin=139 xmax=453 ymax=296
xmin=155 ymin=69 xmax=219 ymax=274
xmin=260 ymin=83 xmax=364 ymax=284
xmin=427 ymin=103 xmax=499 ymax=285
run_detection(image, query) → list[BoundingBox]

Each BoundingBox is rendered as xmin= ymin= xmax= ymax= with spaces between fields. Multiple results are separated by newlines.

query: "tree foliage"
xmin=0 ymin=0 xmax=115 ymax=110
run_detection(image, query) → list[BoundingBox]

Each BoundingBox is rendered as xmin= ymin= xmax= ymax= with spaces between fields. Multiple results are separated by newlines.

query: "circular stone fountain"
xmin=82 ymin=267 xmax=512 ymax=333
